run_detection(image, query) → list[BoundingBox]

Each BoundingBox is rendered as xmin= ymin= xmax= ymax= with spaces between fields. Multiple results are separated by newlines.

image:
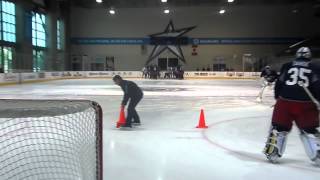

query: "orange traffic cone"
xmin=196 ymin=109 xmax=208 ymax=128
xmin=116 ymin=106 xmax=126 ymax=128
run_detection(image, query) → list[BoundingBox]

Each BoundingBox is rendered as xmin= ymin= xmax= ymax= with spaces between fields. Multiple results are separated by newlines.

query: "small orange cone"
xmin=196 ymin=109 xmax=208 ymax=128
xmin=116 ymin=106 xmax=126 ymax=128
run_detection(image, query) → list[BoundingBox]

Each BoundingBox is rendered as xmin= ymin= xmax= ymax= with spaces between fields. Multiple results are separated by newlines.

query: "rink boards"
xmin=0 ymin=71 xmax=261 ymax=85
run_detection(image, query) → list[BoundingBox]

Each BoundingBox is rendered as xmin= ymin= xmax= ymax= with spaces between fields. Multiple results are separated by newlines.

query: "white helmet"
xmin=296 ymin=47 xmax=312 ymax=59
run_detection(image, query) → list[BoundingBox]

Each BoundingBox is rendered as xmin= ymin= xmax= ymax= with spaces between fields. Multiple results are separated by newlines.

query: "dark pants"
xmin=125 ymin=96 xmax=142 ymax=126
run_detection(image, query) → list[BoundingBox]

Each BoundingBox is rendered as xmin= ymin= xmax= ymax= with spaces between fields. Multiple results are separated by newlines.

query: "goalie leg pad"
xmin=300 ymin=130 xmax=320 ymax=162
xmin=256 ymin=85 xmax=267 ymax=102
xmin=263 ymin=128 xmax=288 ymax=163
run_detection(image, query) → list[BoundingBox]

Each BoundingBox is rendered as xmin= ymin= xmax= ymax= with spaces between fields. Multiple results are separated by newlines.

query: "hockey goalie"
xmin=263 ymin=47 xmax=320 ymax=166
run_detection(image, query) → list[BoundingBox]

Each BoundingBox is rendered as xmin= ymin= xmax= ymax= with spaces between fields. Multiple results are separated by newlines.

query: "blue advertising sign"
xmin=71 ymin=38 xmax=149 ymax=45
xmin=71 ymin=37 xmax=303 ymax=45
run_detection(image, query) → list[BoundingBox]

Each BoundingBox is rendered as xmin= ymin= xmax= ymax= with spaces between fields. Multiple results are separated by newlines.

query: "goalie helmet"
xmin=296 ymin=47 xmax=312 ymax=59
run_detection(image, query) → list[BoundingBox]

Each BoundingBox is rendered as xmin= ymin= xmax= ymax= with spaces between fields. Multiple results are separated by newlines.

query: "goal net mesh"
xmin=0 ymin=100 xmax=103 ymax=180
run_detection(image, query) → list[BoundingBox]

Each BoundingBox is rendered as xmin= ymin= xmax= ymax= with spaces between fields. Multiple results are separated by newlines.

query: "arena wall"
xmin=70 ymin=5 xmax=320 ymax=71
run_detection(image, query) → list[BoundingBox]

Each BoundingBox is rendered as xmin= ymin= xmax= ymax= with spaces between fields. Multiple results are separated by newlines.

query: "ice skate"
xmin=132 ymin=122 xmax=141 ymax=126
xmin=263 ymin=145 xmax=281 ymax=163
xmin=119 ymin=124 xmax=132 ymax=130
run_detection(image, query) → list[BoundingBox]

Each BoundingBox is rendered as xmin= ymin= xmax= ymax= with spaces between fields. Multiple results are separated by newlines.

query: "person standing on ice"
xmin=256 ymin=65 xmax=279 ymax=102
xmin=263 ymin=47 xmax=320 ymax=165
xmin=113 ymin=75 xmax=143 ymax=129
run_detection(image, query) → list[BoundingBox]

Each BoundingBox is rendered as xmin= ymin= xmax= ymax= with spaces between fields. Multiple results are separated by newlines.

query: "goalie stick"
xmin=298 ymin=82 xmax=320 ymax=109
xmin=298 ymin=82 xmax=320 ymax=122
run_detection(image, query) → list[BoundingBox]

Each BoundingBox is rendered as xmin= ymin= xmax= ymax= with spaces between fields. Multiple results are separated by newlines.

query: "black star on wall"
xmin=145 ymin=20 xmax=196 ymax=65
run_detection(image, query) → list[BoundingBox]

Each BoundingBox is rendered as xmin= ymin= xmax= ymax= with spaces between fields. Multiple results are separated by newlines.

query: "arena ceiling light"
xmin=219 ymin=9 xmax=226 ymax=14
xmin=96 ymin=0 xmax=103 ymax=3
xmin=292 ymin=9 xmax=299 ymax=13
xmin=164 ymin=9 xmax=170 ymax=14
xmin=109 ymin=9 xmax=116 ymax=15
xmin=161 ymin=0 xmax=168 ymax=3
xmin=228 ymin=0 xmax=234 ymax=3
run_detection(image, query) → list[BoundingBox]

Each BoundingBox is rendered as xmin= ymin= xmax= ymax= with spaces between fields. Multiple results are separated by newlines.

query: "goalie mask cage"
xmin=0 ymin=100 xmax=103 ymax=180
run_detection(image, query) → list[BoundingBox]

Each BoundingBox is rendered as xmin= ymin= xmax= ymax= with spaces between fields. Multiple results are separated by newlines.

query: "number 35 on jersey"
xmin=286 ymin=67 xmax=312 ymax=87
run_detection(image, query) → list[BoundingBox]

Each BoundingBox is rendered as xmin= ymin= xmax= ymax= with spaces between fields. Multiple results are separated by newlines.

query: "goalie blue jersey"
xmin=275 ymin=58 xmax=320 ymax=101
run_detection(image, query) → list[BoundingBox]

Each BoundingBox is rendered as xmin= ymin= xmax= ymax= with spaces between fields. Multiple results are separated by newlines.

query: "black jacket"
xmin=119 ymin=80 xmax=143 ymax=105
xmin=275 ymin=58 xmax=320 ymax=101
xmin=261 ymin=69 xmax=278 ymax=83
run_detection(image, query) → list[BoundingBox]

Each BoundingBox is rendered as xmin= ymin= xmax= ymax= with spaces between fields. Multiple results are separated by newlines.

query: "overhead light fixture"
xmin=228 ymin=0 xmax=234 ymax=3
xmin=109 ymin=9 xmax=115 ymax=15
xmin=164 ymin=9 xmax=170 ymax=14
xmin=96 ymin=0 xmax=103 ymax=3
xmin=219 ymin=9 xmax=226 ymax=14
xmin=161 ymin=0 xmax=168 ymax=2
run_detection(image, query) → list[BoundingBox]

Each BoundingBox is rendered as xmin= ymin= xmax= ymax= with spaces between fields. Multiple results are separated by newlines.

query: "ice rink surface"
xmin=0 ymin=78 xmax=319 ymax=180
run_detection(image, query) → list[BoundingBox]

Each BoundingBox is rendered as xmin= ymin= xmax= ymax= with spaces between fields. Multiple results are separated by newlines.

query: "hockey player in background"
xmin=113 ymin=75 xmax=143 ymax=129
xmin=263 ymin=47 xmax=320 ymax=166
xmin=256 ymin=66 xmax=279 ymax=102
xmin=260 ymin=65 xmax=278 ymax=86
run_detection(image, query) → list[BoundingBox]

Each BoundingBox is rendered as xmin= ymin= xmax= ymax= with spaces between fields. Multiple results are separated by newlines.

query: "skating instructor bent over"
xmin=113 ymin=75 xmax=143 ymax=128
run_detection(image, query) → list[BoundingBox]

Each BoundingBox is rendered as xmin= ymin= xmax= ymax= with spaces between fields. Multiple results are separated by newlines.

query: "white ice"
xmin=0 ymin=79 xmax=319 ymax=180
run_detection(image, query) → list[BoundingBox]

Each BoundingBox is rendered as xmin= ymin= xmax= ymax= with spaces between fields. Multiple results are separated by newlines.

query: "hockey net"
xmin=0 ymin=100 xmax=103 ymax=180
